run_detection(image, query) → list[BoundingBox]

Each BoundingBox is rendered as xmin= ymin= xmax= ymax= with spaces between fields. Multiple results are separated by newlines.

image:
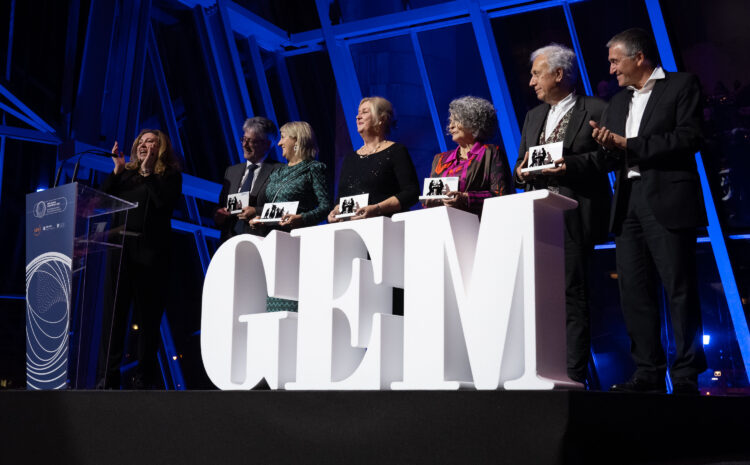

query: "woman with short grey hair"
xmin=424 ymin=96 xmax=512 ymax=215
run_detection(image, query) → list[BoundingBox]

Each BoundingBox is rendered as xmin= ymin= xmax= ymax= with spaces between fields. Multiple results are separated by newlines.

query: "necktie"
xmin=234 ymin=164 xmax=258 ymax=235
xmin=239 ymin=164 xmax=258 ymax=193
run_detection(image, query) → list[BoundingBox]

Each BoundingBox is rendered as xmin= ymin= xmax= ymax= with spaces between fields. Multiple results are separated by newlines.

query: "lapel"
xmin=463 ymin=143 xmax=486 ymax=190
xmin=637 ymin=73 xmax=669 ymax=135
xmin=528 ymin=104 xmax=548 ymax=146
xmin=563 ymin=97 xmax=586 ymax=150
xmin=230 ymin=163 xmax=246 ymax=193
xmin=609 ymin=89 xmax=633 ymax=134
xmin=250 ymin=160 xmax=277 ymax=197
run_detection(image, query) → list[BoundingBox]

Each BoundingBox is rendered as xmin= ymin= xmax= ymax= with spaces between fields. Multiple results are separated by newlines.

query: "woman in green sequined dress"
xmin=250 ymin=121 xmax=331 ymax=312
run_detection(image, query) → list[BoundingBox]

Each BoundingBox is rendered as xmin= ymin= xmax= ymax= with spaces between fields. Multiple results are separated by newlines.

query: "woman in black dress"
xmin=327 ymin=96 xmax=419 ymax=222
xmin=97 ymin=129 xmax=182 ymax=389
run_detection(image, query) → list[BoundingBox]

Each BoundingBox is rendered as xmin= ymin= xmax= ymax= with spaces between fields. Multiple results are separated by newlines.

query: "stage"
xmin=2 ymin=390 xmax=749 ymax=464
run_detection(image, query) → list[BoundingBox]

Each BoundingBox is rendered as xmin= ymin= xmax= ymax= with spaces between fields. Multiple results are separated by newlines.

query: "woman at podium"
xmin=97 ymin=129 xmax=183 ymax=389
xmin=423 ymin=96 xmax=512 ymax=215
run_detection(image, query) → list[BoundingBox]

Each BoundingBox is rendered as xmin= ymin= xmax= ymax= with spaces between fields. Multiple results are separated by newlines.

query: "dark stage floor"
xmin=1 ymin=390 xmax=749 ymax=465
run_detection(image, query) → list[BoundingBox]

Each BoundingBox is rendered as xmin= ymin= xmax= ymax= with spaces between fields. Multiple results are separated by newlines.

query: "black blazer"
xmin=515 ymin=95 xmax=612 ymax=245
xmin=600 ymin=71 xmax=706 ymax=233
xmin=217 ymin=158 xmax=280 ymax=241
xmin=101 ymin=167 xmax=182 ymax=264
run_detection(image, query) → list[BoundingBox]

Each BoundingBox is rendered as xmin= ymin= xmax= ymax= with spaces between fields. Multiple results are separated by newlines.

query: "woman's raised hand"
xmin=111 ymin=141 xmax=126 ymax=175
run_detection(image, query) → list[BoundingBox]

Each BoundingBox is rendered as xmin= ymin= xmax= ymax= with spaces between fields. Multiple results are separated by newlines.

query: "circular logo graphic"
xmin=33 ymin=201 xmax=47 ymax=218
xmin=25 ymin=251 xmax=72 ymax=390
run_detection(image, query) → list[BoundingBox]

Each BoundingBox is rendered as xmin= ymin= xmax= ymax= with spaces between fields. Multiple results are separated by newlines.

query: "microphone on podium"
xmin=53 ymin=147 xmax=114 ymax=187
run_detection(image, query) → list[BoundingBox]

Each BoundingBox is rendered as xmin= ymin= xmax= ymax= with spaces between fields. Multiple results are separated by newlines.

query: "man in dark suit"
xmin=591 ymin=28 xmax=707 ymax=394
xmin=215 ymin=116 xmax=280 ymax=242
xmin=515 ymin=44 xmax=611 ymax=385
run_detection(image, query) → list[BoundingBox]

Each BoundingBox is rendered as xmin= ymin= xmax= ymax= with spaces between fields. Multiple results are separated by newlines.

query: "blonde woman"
xmin=251 ymin=121 xmax=331 ymax=312
xmin=98 ymin=129 xmax=182 ymax=389
xmin=327 ymin=96 xmax=419 ymax=222
xmin=252 ymin=121 xmax=330 ymax=230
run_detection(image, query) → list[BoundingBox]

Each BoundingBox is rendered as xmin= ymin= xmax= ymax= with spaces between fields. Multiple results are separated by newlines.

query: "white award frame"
xmin=257 ymin=201 xmax=300 ymax=223
xmin=419 ymin=176 xmax=459 ymax=200
xmin=227 ymin=191 xmax=250 ymax=214
xmin=336 ymin=194 xmax=369 ymax=219
xmin=521 ymin=142 xmax=563 ymax=173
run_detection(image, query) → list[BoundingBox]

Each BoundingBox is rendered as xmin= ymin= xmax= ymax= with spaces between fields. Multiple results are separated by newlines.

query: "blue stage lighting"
xmin=703 ymin=334 xmax=711 ymax=345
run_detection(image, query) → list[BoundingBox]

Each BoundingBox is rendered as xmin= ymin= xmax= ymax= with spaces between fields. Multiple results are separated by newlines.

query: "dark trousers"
xmin=98 ymin=248 xmax=166 ymax=388
xmin=614 ymin=179 xmax=706 ymax=382
xmin=564 ymin=222 xmax=593 ymax=382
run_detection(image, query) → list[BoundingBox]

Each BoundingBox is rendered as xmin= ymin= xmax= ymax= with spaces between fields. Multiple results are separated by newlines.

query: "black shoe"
xmin=610 ymin=378 xmax=666 ymax=394
xmin=671 ymin=377 xmax=699 ymax=396
xmin=568 ymin=372 xmax=586 ymax=384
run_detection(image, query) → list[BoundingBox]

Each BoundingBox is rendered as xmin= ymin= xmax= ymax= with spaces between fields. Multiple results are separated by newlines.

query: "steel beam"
xmin=247 ymin=35 xmax=278 ymax=125
xmin=98 ymin=0 xmax=152 ymax=144
xmin=466 ymin=0 xmax=521 ymax=164
xmin=147 ymin=24 xmax=211 ymax=268
xmin=0 ymin=83 xmax=56 ymax=135
xmin=562 ymin=2 xmax=593 ymax=97
xmin=0 ymin=125 xmax=61 ymax=144
xmin=275 ymin=55 xmax=301 ymax=122
xmin=410 ymin=32 xmax=447 ymax=153
xmin=315 ymin=0 xmax=362 ymax=148
xmin=193 ymin=3 xmax=254 ymax=165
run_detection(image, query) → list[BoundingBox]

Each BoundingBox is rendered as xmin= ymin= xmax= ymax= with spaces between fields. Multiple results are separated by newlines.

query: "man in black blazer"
xmin=515 ymin=44 xmax=611 ymax=385
xmin=591 ymin=28 xmax=707 ymax=395
xmin=215 ymin=116 xmax=280 ymax=242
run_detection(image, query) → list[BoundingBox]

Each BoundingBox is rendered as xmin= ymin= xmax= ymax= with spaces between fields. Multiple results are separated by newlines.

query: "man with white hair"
xmin=515 ymin=43 xmax=611 ymax=386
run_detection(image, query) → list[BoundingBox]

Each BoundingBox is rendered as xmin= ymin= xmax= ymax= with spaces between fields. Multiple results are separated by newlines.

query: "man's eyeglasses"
xmin=241 ymin=137 xmax=267 ymax=146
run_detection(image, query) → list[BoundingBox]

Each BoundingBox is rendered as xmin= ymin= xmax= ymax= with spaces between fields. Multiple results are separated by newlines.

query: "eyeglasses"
xmin=241 ymin=137 xmax=267 ymax=146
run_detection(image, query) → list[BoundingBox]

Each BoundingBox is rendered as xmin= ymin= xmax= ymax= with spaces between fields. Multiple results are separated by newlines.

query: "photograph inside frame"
xmin=419 ymin=176 xmax=459 ymax=200
xmin=227 ymin=192 xmax=250 ymax=214
xmin=257 ymin=201 xmax=299 ymax=223
xmin=336 ymin=193 xmax=368 ymax=218
xmin=521 ymin=141 xmax=563 ymax=173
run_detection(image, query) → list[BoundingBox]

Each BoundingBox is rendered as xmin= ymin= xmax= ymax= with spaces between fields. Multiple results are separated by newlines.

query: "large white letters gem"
xmin=391 ymin=190 xmax=579 ymax=390
xmin=286 ymin=217 xmax=404 ymax=390
xmin=201 ymin=231 xmax=299 ymax=389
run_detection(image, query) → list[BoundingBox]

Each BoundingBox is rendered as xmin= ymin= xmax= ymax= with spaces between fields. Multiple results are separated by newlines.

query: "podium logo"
xmin=33 ymin=201 xmax=46 ymax=218
xmin=33 ymin=198 xmax=68 ymax=218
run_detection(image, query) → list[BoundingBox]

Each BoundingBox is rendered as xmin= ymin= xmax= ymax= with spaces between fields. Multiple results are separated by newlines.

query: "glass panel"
xmin=152 ymin=11 xmax=233 ymax=179
xmin=590 ymin=240 xmax=750 ymax=394
xmin=231 ymin=1 xmax=321 ymax=33
xmin=490 ymin=6 xmax=574 ymax=127
xmin=659 ymin=0 xmax=750 ymax=322
xmin=5 ymin=0 xmax=69 ymax=129
xmin=263 ymin=49 xmax=291 ymax=126
xmin=284 ymin=51 xmax=338 ymax=201
xmin=350 ymin=36 xmax=437 ymax=188
xmin=0 ymin=139 xmax=57 ymax=295
xmin=234 ymin=36 xmax=266 ymax=124
xmin=339 ymin=0 xmax=416 ymax=23
xmin=418 ymin=23 xmax=498 ymax=151
xmin=570 ymin=0 xmax=652 ymax=99
xmin=163 ymin=229 xmax=215 ymax=388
